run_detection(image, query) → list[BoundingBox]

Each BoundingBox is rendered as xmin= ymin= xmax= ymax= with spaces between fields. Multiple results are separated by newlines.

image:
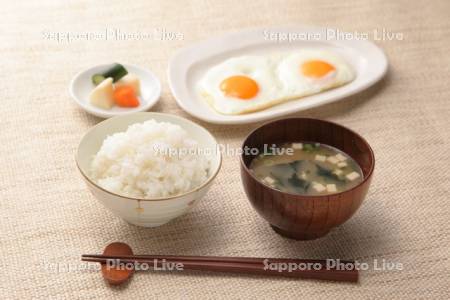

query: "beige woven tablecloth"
xmin=1 ymin=0 xmax=450 ymax=299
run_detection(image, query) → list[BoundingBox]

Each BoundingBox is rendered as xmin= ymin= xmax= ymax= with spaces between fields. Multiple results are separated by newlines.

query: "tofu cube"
xmin=292 ymin=143 xmax=303 ymax=150
xmin=335 ymin=153 xmax=347 ymax=162
xmin=312 ymin=182 xmax=326 ymax=192
xmin=315 ymin=155 xmax=327 ymax=162
xmin=326 ymin=184 xmax=337 ymax=193
xmin=263 ymin=176 xmax=275 ymax=185
xmin=346 ymin=172 xmax=361 ymax=181
xmin=327 ymin=156 xmax=339 ymax=164
xmin=337 ymin=161 xmax=348 ymax=168
xmin=300 ymin=172 xmax=307 ymax=180
xmin=333 ymin=169 xmax=344 ymax=176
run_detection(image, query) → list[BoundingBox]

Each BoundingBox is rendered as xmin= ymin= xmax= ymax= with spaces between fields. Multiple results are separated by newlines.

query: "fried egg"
xmin=276 ymin=50 xmax=355 ymax=98
xmin=198 ymin=56 xmax=282 ymax=115
xmin=198 ymin=50 xmax=355 ymax=115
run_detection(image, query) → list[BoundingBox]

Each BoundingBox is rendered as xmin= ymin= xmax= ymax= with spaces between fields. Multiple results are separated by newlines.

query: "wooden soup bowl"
xmin=240 ymin=118 xmax=375 ymax=240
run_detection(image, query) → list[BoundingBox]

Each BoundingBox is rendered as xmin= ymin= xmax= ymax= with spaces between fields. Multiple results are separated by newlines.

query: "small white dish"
xmin=70 ymin=63 xmax=161 ymax=118
xmin=76 ymin=112 xmax=222 ymax=227
xmin=168 ymin=25 xmax=388 ymax=124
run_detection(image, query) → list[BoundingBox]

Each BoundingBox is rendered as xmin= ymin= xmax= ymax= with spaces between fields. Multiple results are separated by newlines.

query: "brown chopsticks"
xmin=81 ymin=254 xmax=358 ymax=282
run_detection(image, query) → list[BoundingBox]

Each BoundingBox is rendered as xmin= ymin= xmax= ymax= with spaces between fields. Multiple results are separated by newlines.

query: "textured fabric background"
xmin=1 ymin=0 xmax=449 ymax=299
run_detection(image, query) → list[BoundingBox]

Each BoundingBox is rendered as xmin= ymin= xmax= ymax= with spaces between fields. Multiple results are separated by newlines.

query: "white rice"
xmin=90 ymin=119 xmax=209 ymax=198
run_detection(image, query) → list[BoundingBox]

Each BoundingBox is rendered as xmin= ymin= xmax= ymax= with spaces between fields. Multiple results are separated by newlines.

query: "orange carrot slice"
xmin=113 ymin=86 xmax=140 ymax=107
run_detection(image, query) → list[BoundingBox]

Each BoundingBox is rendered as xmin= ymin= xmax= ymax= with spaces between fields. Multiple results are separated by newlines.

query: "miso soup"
xmin=249 ymin=142 xmax=363 ymax=195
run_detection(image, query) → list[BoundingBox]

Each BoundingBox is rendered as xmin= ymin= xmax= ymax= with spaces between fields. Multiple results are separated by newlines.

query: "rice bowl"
xmin=76 ymin=112 xmax=221 ymax=227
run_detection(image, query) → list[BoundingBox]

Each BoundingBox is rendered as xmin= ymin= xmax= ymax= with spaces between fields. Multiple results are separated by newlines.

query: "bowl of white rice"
xmin=76 ymin=112 xmax=221 ymax=227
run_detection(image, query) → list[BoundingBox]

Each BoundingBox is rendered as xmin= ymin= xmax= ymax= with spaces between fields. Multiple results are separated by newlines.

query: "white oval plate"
xmin=168 ymin=26 xmax=388 ymax=124
xmin=70 ymin=63 xmax=161 ymax=118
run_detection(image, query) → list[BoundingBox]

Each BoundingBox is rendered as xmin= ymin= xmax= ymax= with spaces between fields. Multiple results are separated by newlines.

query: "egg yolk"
xmin=220 ymin=75 xmax=259 ymax=99
xmin=301 ymin=60 xmax=335 ymax=78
